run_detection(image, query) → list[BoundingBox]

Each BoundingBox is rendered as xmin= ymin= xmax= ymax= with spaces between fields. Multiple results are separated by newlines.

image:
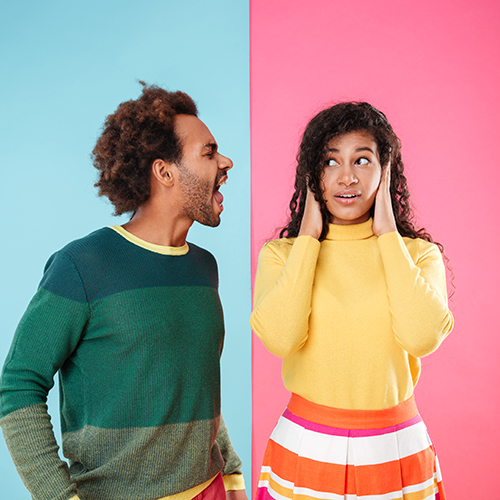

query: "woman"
xmin=250 ymin=102 xmax=453 ymax=500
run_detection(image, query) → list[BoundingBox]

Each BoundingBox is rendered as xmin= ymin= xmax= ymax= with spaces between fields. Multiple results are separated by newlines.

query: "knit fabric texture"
xmin=0 ymin=227 xmax=243 ymax=500
xmin=250 ymin=219 xmax=454 ymax=410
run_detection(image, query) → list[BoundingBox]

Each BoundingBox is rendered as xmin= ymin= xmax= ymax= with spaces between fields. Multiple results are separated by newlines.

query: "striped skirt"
xmin=256 ymin=394 xmax=446 ymax=500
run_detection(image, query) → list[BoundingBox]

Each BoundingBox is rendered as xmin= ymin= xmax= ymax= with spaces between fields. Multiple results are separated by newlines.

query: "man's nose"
xmin=218 ymin=153 xmax=233 ymax=171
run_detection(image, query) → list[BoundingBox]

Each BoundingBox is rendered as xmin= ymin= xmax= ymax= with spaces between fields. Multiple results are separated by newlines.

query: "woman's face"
xmin=321 ymin=131 xmax=382 ymax=225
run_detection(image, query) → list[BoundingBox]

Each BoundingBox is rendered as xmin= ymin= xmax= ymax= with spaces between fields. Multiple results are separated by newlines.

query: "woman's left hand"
xmin=373 ymin=162 xmax=397 ymax=237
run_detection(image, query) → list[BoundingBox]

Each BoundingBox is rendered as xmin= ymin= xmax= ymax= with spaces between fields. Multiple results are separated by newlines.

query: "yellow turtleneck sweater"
xmin=250 ymin=219 xmax=453 ymax=410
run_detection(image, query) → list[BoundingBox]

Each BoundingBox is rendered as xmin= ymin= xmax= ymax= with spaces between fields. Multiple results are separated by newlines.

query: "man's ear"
xmin=151 ymin=159 xmax=176 ymax=188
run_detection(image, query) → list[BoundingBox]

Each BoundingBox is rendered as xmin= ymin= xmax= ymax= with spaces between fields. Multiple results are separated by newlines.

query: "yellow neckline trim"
xmin=325 ymin=218 xmax=374 ymax=241
xmin=110 ymin=226 xmax=189 ymax=256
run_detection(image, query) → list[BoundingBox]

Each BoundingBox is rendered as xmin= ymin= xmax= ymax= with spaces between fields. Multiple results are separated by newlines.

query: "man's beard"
xmin=178 ymin=166 xmax=222 ymax=227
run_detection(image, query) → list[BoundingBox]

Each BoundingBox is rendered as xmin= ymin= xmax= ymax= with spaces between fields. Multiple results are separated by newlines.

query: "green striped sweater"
xmin=0 ymin=226 xmax=242 ymax=500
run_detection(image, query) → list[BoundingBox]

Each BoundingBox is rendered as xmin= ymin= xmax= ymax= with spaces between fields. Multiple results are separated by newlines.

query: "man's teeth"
xmin=216 ymin=178 xmax=227 ymax=189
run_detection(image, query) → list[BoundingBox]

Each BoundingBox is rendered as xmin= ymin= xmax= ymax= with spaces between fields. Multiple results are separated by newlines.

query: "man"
xmin=0 ymin=83 xmax=246 ymax=500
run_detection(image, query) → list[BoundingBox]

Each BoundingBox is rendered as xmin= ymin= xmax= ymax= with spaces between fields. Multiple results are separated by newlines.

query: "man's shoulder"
xmin=186 ymin=242 xmax=218 ymax=268
xmin=58 ymin=227 xmax=119 ymax=259
xmin=39 ymin=227 xmax=119 ymax=301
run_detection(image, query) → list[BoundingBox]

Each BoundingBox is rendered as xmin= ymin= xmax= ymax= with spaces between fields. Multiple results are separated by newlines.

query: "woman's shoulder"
xmin=401 ymin=235 xmax=442 ymax=263
xmin=258 ymin=236 xmax=297 ymax=260
xmin=264 ymin=235 xmax=296 ymax=248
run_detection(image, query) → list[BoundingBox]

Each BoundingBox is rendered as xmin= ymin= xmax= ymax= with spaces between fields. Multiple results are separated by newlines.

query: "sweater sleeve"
xmin=378 ymin=232 xmax=454 ymax=357
xmin=216 ymin=415 xmax=245 ymax=491
xmin=0 ymin=251 xmax=89 ymax=500
xmin=250 ymin=236 xmax=321 ymax=358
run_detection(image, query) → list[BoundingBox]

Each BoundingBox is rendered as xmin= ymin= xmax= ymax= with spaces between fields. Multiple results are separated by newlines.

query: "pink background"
xmin=250 ymin=0 xmax=500 ymax=497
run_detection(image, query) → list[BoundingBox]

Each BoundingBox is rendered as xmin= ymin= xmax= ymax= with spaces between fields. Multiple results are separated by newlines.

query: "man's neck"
xmin=122 ymin=203 xmax=193 ymax=248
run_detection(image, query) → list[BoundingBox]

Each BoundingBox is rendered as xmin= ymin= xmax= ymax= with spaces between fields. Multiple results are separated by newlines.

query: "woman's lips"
xmin=334 ymin=191 xmax=361 ymax=204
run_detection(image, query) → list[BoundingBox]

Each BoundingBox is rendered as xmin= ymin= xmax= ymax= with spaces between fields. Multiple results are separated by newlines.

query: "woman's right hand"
xmin=298 ymin=187 xmax=323 ymax=239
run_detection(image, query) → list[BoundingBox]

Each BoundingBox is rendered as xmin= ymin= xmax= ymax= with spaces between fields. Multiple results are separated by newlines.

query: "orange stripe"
xmin=400 ymin=446 xmax=437 ymax=487
xmin=348 ymin=447 xmax=436 ymax=495
xmin=261 ymin=440 xmax=440 ymax=496
xmin=261 ymin=440 xmax=346 ymax=494
xmin=287 ymin=394 xmax=418 ymax=429
xmin=345 ymin=461 xmax=402 ymax=495
xmin=437 ymin=480 xmax=447 ymax=500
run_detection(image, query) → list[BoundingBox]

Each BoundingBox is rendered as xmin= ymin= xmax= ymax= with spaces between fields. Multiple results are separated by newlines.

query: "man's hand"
xmin=372 ymin=161 xmax=397 ymax=237
xmin=226 ymin=489 xmax=249 ymax=500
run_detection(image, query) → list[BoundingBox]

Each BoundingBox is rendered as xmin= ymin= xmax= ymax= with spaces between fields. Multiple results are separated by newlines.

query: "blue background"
xmin=0 ymin=1 xmax=251 ymax=497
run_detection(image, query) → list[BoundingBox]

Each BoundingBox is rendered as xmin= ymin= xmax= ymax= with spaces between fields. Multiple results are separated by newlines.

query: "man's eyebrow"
xmin=203 ymin=142 xmax=218 ymax=152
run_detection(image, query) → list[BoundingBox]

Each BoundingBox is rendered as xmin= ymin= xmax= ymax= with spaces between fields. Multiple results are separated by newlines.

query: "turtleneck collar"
xmin=325 ymin=218 xmax=374 ymax=241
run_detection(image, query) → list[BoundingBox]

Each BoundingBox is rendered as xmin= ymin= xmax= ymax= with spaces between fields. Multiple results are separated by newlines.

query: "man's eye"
xmin=356 ymin=157 xmax=369 ymax=166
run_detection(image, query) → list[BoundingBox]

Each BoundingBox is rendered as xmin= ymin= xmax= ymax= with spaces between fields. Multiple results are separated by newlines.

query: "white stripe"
xmin=271 ymin=415 xmax=433 ymax=466
xmin=344 ymin=492 xmax=403 ymax=500
xmin=271 ymin=416 xmax=348 ymax=464
xmin=266 ymin=469 xmax=344 ymax=500
xmin=397 ymin=421 xmax=433 ymax=459
xmin=260 ymin=469 xmax=440 ymax=500
xmin=293 ymin=485 xmax=348 ymax=500
xmin=350 ymin=421 xmax=431 ymax=465
xmin=434 ymin=455 xmax=443 ymax=482
xmin=347 ymin=431 xmax=397 ymax=466
xmin=333 ymin=485 xmax=437 ymax=500
xmin=402 ymin=476 xmax=435 ymax=494
xmin=259 ymin=478 xmax=346 ymax=500
xmin=260 ymin=468 xmax=295 ymax=489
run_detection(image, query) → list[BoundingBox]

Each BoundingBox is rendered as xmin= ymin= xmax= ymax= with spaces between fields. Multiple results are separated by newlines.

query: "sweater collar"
xmin=325 ymin=219 xmax=374 ymax=241
xmin=110 ymin=225 xmax=189 ymax=255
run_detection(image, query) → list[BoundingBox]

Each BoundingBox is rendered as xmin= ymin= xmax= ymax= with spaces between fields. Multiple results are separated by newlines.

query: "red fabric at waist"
xmin=287 ymin=393 xmax=418 ymax=430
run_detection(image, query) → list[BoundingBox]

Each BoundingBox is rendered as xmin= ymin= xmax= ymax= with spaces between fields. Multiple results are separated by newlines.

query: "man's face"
xmin=174 ymin=114 xmax=233 ymax=227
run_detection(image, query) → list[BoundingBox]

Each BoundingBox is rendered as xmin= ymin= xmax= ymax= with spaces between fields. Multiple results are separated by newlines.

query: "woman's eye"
xmin=326 ymin=159 xmax=339 ymax=167
xmin=356 ymin=157 xmax=369 ymax=166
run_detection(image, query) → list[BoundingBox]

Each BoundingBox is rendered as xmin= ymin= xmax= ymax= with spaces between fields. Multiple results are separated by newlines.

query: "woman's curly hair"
xmin=92 ymin=82 xmax=197 ymax=215
xmin=280 ymin=102 xmax=443 ymax=252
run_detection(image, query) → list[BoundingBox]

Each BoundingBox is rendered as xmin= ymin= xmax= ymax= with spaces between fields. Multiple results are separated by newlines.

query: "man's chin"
xmin=197 ymin=214 xmax=221 ymax=228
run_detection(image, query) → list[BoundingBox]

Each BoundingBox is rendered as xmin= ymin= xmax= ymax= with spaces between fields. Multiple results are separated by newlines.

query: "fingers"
xmin=305 ymin=184 xmax=319 ymax=204
xmin=299 ymin=184 xmax=323 ymax=239
xmin=305 ymin=186 xmax=321 ymax=213
xmin=379 ymin=160 xmax=391 ymax=192
xmin=384 ymin=160 xmax=391 ymax=178
xmin=372 ymin=160 xmax=397 ymax=236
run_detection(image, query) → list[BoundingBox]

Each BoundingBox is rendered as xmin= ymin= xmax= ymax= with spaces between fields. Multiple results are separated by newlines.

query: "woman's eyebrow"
xmin=325 ymin=147 xmax=375 ymax=153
